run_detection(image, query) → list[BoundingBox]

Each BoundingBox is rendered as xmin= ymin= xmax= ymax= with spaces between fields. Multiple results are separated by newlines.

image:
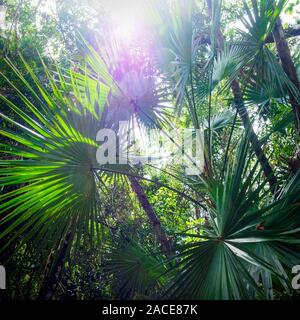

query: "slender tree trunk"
xmin=112 ymin=120 xmax=173 ymax=257
xmin=273 ymin=17 xmax=300 ymax=133
xmin=206 ymin=0 xmax=278 ymax=193
xmin=128 ymin=176 xmax=172 ymax=257
xmin=38 ymin=230 xmax=72 ymax=300
xmin=231 ymin=80 xmax=278 ymax=191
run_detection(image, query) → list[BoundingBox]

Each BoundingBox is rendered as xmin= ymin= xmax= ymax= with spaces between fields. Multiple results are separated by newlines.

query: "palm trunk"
xmin=231 ymin=80 xmax=278 ymax=192
xmin=128 ymin=176 xmax=172 ymax=257
xmin=272 ymin=17 xmax=300 ymax=133
xmin=38 ymin=230 xmax=72 ymax=300
xmin=206 ymin=0 xmax=278 ymax=193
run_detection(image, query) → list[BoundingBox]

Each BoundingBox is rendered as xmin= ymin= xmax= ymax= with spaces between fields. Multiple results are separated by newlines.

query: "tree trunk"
xmin=38 ymin=230 xmax=72 ymax=300
xmin=273 ymin=17 xmax=300 ymax=133
xmin=206 ymin=0 xmax=278 ymax=193
xmin=128 ymin=176 xmax=172 ymax=257
xmin=102 ymin=109 xmax=172 ymax=257
xmin=231 ymin=80 xmax=278 ymax=192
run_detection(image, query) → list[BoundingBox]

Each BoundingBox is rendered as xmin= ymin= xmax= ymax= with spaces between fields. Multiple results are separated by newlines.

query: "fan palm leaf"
xmin=165 ymin=136 xmax=300 ymax=299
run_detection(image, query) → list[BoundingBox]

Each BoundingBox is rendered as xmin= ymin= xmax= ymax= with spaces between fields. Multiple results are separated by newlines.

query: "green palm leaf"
xmin=166 ymin=136 xmax=300 ymax=299
xmin=0 ymin=56 xmax=109 ymax=254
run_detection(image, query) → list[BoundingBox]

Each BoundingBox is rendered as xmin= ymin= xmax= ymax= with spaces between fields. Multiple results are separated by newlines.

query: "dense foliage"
xmin=0 ymin=0 xmax=300 ymax=300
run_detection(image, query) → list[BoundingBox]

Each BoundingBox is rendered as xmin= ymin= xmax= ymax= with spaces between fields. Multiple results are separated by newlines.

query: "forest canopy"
xmin=0 ymin=0 xmax=300 ymax=300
